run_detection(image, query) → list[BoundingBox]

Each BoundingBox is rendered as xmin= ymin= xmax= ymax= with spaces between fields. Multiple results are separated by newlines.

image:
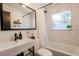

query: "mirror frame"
xmin=0 ymin=3 xmax=37 ymax=30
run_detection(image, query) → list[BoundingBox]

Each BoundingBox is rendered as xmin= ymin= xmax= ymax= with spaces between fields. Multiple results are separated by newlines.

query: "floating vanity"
xmin=0 ymin=39 xmax=37 ymax=56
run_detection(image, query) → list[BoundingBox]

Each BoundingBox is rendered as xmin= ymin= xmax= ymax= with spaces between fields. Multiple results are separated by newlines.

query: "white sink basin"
xmin=0 ymin=39 xmax=35 ymax=56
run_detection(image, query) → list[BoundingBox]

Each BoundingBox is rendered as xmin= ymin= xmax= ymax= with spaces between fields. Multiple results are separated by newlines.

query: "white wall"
xmin=45 ymin=3 xmax=79 ymax=47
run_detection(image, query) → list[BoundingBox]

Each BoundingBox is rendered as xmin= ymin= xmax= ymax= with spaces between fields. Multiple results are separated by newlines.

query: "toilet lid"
xmin=38 ymin=48 xmax=52 ymax=56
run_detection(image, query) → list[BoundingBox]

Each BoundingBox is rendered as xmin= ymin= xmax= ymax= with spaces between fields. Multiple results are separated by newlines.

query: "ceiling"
xmin=36 ymin=3 xmax=50 ymax=8
xmin=23 ymin=3 xmax=51 ymax=9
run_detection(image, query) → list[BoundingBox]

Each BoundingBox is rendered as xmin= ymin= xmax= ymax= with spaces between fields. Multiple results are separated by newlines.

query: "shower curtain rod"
xmin=38 ymin=3 xmax=53 ymax=9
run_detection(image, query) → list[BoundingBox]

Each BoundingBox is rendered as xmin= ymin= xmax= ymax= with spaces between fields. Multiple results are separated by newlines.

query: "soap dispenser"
xmin=19 ymin=32 xmax=22 ymax=39
xmin=14 ymin=33 xmax=18 ymax=41
xmin=30 ymin=34 xmax=35 ymax=39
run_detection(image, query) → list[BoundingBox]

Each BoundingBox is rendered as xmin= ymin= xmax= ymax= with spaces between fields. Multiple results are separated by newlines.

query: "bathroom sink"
xmin=0 ymin=39 xmax=35 ymax=56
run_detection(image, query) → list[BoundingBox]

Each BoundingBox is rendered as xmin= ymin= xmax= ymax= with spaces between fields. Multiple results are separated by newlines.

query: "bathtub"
xmin=46 ymin=41 xmax=79 ymax=56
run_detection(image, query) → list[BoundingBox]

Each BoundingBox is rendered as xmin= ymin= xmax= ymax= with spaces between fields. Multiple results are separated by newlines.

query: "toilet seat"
xmin=37 ymin=48 xmax=53 ymax=56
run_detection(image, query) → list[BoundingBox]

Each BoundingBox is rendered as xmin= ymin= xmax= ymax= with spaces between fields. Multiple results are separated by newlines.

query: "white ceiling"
xmin=36 ymin=3 xmax=50 ymax=8
xmin=23 ymin=3 xmax=50 ymax=9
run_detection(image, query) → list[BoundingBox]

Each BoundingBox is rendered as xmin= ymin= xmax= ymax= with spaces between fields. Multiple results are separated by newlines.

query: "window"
xmin=52 ymin=10 xmax=72 ymax=30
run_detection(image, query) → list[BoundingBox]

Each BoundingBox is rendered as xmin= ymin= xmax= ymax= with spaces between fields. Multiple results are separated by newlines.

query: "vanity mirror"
xmin=0 ymin=3 xmax=36 ymax=30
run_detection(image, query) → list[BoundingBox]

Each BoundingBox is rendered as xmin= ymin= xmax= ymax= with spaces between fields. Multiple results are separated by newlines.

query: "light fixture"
xmin=21 ymin=4 xmax=26 ymax=8
xmin=19 ymin=3 xmax=26 ymax=8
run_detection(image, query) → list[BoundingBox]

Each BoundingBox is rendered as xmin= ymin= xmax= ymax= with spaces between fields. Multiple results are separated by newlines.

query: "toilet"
xmin=37 ymin=48 xmax=53 ymax=56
